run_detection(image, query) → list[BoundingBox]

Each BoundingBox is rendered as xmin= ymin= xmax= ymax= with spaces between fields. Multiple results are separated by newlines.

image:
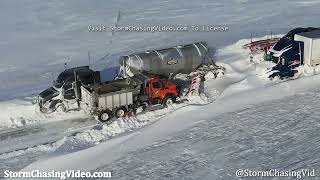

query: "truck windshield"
xmin=54 ymin=78 xmax=63 ymax=88
xmin=152 ymin=82 xmax=162 ymax=89
xmin=273 ymin=37 xmax=293 ymax=51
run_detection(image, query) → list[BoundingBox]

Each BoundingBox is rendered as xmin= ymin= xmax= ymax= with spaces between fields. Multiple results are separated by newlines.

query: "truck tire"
xmin=115 ymin=107 xmax=127 ymax=118
xmin=163 ymin=96 xmax=175 ymax=107
xmin=55 ymin=103 xmax=67 ymax=112
xmin=39 ymin=106 xmax=49 ymax=114
xmin=98 ymin=110 xmax=113 ymax=122
xmin=49 ymin=100 xmax=60 ymax=109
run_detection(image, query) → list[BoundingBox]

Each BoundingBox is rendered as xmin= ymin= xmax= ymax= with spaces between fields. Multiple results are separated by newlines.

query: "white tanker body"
xmin=118 ymin=42 xmax=209 ymax=78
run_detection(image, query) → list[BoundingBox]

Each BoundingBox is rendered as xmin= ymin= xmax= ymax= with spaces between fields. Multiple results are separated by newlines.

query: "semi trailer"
xmin=266 ymin=27 xmax=320 ymax=79
xmin=80 ymin=74 xmax=179 ymax=122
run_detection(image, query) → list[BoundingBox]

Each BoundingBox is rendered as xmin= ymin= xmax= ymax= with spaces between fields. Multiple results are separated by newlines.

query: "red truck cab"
xmin=144 ymin=77 xmax=178 ymax=106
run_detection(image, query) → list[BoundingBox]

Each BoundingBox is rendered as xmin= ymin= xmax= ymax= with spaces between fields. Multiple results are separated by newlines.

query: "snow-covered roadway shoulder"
xmin=23 ymin=73 xmax=320 ymax=172
xmin=95 ymin=91 xmax=320 ymax=179
xmin=0 ymin=98 xmax=87 ymax=130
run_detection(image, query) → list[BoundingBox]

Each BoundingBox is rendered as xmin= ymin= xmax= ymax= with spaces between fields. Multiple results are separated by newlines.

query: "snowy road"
xmin=5 ymin=36 xmax=320 ymax=179
xmin=23 ymin=71 xmax=320 ymax=179
xmin=0 ymin=117 xmax=96 ymax=177
xmin=1 ymin=0 xmax=320 ymax=179
xmin=95 ymin=91 xmax=320 ymax=179
xmin=0 ymin=118 xmax=95 ymax=154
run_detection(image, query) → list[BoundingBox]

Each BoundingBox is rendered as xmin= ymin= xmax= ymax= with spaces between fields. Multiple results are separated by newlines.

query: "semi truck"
xmin=80 ymin=73 xmax=179 ymax=122
xmin=38 ymin=66 xmax=101 ymax=113
xmin=266 ymin=27 xmax=320 ymax=79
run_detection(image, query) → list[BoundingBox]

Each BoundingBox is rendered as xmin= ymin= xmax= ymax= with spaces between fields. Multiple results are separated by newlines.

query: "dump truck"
xmin=80 ymin=74 xmax=179 ymax=122
xmin=266 ymin=27 xmax=320 ymax=79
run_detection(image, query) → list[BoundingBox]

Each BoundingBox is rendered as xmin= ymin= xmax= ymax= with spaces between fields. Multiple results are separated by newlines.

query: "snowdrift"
xmin=0 ymin=98 xmax=86 ymax=129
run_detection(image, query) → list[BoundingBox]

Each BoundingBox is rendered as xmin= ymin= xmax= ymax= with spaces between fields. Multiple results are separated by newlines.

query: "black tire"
xmin=55 ymin=103 xmax=67 ymax=112
xmin=114 ymin=107 xmax=127 ymax=118
xmin=49 ymin=100 xmax=60 ymax=109
xmin=98 ymin=110 xmax=113 ymax=122
xmin=163 ymin=96 xmax=175 ymax=107
xmin=39 ymin=106 xmax=49 ymax=113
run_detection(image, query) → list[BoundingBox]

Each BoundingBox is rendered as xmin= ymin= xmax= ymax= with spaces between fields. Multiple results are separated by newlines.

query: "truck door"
xmin=151 ymin=81 xmax=162 ymax=99
xmin=145 ymin=82 xmax=151 ymax=98
xmin=63 ymin=80 xmax=76 ymax=100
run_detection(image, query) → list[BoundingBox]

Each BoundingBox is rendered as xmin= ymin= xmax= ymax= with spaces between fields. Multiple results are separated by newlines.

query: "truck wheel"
xmin=39 ymin=106 xmax=49 ymax=113
xmin=56 ymin=103 xmax=67 ymax=112
xmin=115 ymin=107 xmax=127 ymax=118
xmin=98 ymin=110 xmax=113 ymax=122
xmin=163 ymin=96 xmax=174 ymax=107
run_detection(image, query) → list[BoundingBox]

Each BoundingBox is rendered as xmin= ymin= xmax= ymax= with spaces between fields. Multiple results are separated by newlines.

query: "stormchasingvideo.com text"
xmin=3 ymin=170 xmax=112 ymax=179
xmin=88 ymin=24 xmax=229 ymax=33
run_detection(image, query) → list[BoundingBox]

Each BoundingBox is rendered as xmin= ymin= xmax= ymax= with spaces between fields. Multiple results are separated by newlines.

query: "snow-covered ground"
xmin=1 ymin=0 xmax=320 ymax=179
xmin=22 ymin=74 xmax=320 ymax=179
xmin=2 ymin=37 xmax=320 ymax=178
xmin=93 ymin=91 xmax=320 ymax=179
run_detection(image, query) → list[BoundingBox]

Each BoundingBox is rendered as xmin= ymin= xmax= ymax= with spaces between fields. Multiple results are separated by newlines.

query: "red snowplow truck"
xmin=80 ymin=73 xmax=179 ymax=122
xmin=144 ymin=75 xmax=178 ymax=105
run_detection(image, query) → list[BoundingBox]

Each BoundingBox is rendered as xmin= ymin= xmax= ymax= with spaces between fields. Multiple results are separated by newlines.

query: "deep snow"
xmin=21 ymin=38 xmax=320 ymax=179
xmin=1 ymin=0 xmax=320 ymax=179
xmin=22 ymin=74 xmax=320 ymax=179
xmin=2 ymin=35 xmax=320 ymax=179
xmin=94 ymin=91 xmax=320 ymax=179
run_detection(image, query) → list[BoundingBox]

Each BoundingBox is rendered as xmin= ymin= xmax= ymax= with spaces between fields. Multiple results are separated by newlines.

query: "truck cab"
xmin=268 ymin=27 xmax=319 ymax=65
xmin=53 ymin=66 xmax=99 ymax=100
xmin=267 ymin=27 xmax=319 ymax=79
xmin=38 ymin=66 xmax=100 ymax=113
xmin=143 ymin=76 xmax=178 ymax=106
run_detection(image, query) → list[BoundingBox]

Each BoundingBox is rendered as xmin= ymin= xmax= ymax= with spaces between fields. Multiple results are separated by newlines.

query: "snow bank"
xmin=1 ymin=93 xmax=212 ymax=159
xmin=0 ymin=138 xmax=66 ymax=160
xmin=48 ymin=102 xmax=192 ymax=155
xmin=0 ymin=98 xmax=86 ymax=130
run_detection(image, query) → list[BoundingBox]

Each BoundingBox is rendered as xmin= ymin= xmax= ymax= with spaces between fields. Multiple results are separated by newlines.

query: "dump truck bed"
xmin=81 ymin=85 xmax=137 ymax=113
xmin=80 ymin=74 xmax=147 ymax=113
